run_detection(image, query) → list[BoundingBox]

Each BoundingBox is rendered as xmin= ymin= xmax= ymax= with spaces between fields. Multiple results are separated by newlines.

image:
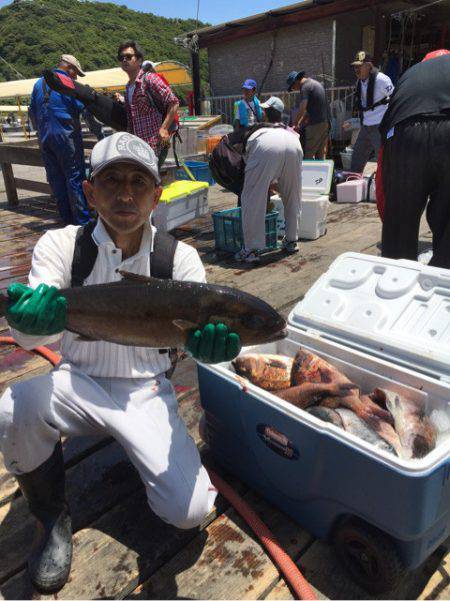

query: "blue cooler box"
xmin=198 ymin=253 xmax=450 ymax=590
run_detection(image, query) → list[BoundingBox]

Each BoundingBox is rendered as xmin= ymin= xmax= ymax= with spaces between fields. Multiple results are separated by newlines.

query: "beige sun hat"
xmin=60 ymin=54 xmax=86 ymax=77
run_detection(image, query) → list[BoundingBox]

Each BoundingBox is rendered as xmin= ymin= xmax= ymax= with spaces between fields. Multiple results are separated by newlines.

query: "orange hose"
xmin=0 ymin=336 xmax=61 ymax=366
xmin=0 ymin=336 xmax=316 ymax=599
xmin=208 ymin=468 xmax=317 ymax=600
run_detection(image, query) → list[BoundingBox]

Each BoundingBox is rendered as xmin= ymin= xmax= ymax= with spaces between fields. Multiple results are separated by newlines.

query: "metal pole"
xmin=191 ymin=50 xmax=202 ymax=116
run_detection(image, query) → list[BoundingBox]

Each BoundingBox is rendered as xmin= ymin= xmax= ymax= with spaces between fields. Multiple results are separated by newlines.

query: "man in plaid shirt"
xmin=118 ymin=40 xmax=179 ymax=168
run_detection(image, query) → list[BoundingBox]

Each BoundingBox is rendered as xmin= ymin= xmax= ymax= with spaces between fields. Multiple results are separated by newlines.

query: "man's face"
xmin=61 ymin=64 xmax=78 ymax=80
xmin=82 ymin=162 xmax=162 ymax=235
xmin=118 ymin=46 xmax=142 ymax=74
xmin=290 ymin=79 xmax=302 ymax=92
xmin=243 ymin=88 xmax=255 ymax=101
xmin=354 ymin=62 xmax=372 ymax=80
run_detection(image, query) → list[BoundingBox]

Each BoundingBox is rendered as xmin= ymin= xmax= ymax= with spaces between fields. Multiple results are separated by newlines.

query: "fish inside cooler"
xmin=221 ymin=330 xmax=450 ymax=469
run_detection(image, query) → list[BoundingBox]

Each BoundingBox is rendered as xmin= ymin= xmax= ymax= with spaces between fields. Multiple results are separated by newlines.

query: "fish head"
xmin=209 ymin=286 xmax=287 ymax=346
xmin=229 ymin=302 xmax=287 ymax=346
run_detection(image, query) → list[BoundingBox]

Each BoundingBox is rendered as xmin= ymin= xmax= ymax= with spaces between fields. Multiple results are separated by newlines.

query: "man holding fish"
xmin=0 ymin=132 xmax=286 ymax=593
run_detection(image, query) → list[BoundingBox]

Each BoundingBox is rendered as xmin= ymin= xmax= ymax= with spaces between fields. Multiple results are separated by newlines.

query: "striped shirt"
xmin=11 ymin=219 xmax=206 ymax=378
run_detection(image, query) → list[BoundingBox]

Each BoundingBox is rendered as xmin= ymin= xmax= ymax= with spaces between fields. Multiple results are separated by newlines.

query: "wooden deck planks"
xmin=129 ymin=491 xmax=313 ymax=601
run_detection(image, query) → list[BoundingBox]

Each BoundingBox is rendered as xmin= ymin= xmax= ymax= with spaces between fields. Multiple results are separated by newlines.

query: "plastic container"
xmin=212 ymin=207 xmax=278 ymax=253
xmin=207 ymin=135 xmax=223 ymax=154
xmin=272 ymin=160 xmax=333 ymax=240
xmin=336 ymin=177 xmax=366 ymax=203
xmin=198 ymin=253 xmax=450 ymax=592
xmin=340 ymin=148 xmax=354 ymax=171
xmin=176 ymin=161 xmax=215 ymax=185
xmin=152 ymin=180 xmax=209 ymax=231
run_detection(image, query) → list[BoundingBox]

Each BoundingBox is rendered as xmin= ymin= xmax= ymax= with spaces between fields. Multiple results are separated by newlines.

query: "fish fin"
xmin=119 ymin=270 xmax=154 ymax=283
xmin=173 ymin=319 xmax=198 ymax=332
xmin=74 ymin=334 xmax=98 ymax=342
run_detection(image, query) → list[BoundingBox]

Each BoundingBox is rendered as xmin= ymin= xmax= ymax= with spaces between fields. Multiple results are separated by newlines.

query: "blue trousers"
xmin=40 ymin=131 xmax=90 ymax=225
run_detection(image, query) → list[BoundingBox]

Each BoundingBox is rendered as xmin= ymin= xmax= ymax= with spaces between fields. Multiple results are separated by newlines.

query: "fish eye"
xmin=244 ymin=314 xmax=265 ymax=329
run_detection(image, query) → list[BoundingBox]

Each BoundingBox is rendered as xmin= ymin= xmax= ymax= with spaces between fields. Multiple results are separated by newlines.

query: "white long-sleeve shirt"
xmin=11 ymin=218 xmax=206 ymax=378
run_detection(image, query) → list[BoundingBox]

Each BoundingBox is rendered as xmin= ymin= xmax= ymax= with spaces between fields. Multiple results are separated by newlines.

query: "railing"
xmin=202 ymin=86 xmax=355 ymax=140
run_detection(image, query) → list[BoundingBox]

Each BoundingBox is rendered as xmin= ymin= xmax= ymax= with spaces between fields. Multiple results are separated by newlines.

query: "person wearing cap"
xmin=236 ymin=96 xmax=303 ymax=263
xmin=346 ymin=51 xmax=393 ymax=173
xmin=234 ymin=79 xmax=264 ymax=129
xmin=287 ymin=70 xmax=329 ymax=160
xmin=0 ymin=131 xmax=242 ymax=593
xmin=379 ymin=49 xmax=450 ymax=268
xmin=29 ymin=54 xmax=91 ymax=226
xmin=118 ymin=40 xmax=179 ymax=169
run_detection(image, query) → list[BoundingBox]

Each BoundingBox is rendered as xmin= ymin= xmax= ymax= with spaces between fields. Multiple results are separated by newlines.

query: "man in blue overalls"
xmin=29 ymin=55 xmax=90 ymax=225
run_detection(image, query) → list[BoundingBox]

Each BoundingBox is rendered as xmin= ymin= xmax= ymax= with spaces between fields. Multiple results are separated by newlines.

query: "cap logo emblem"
xmin=116 ymin=133 xmax=154 ymax=166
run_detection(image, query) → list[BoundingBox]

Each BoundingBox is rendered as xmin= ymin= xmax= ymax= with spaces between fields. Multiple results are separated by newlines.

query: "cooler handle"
xmin=256 ymin=424 xmax=299 ymax=460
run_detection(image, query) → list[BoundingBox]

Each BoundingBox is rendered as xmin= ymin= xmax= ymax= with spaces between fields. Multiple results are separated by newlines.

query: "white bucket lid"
xmin=288 ymin=252 xmax=450 ymax=381
xmin=302 ymin=160 xmax=334 ymax=195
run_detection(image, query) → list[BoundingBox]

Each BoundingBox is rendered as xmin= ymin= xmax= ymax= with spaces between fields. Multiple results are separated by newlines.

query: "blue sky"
xmin=0 ymin=0 xmax=298 ymax=24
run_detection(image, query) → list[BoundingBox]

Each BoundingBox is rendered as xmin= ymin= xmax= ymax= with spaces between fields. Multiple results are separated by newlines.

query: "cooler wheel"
xmin=334 ymin=520 xmax=406 ymax=594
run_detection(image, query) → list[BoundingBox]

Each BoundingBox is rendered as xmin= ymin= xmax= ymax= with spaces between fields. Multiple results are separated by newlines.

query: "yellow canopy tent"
xmin=0 ymin=61 xmax=191 ymax=138
xmin=0 ymin=61 xmax=192 ymax=99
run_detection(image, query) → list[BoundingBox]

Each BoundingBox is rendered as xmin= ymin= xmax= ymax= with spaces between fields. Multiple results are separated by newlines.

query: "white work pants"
xmin=241 ymin=129 xmax=303 ymax=251
xmin=0 ymin=363 xmax=216 ymax=530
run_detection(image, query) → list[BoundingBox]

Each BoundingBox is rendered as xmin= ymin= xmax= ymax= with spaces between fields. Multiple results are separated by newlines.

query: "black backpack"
xmin=209 ymin=123 xmax=287 ymax=195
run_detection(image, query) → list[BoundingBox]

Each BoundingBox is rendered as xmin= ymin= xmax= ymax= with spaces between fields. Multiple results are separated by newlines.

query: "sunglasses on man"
xmin=119 ymin=53 xmax=136 ymax=62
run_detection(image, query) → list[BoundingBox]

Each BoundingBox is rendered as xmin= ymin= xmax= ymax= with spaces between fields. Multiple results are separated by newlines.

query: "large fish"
xmin=0 ymin=272 xmax=287 ymax=349
xmin=306 ymin=406 xmax=344 ymax=428
xmin=232 ymin=354 xmax=293 ymax=391
xmin=377 ymin=388 xmax=437 ymax=459
xmin=275 ymin=382 xmax=358 ymax=408
xmin=292 ymin=349 xmax=393 ymax=423
xmin=335 ymin=408 xmax=395 ymax=455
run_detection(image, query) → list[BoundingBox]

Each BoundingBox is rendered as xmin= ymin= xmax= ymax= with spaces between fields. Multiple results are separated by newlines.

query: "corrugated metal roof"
xmin=182 ymin=0 xmax=324 ymax=38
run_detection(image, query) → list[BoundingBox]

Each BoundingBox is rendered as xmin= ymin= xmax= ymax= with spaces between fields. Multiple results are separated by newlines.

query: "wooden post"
xmin=191 ymin=50 xmax=202 ymax=116
xmin=0 ymin=127 xmax=19 ymax=207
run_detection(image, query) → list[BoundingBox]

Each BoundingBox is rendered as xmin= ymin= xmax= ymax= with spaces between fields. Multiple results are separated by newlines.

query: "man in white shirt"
xmin=0 ymin=133 xmax=241 ymax=594
xmin=348 ymin=51 xmax=394 ymax=173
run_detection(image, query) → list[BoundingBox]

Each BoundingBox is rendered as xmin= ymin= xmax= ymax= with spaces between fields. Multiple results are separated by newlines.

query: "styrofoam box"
xmin=336 ymin=178 xmax=366 ymax=203
xmin=272 ymin=160 xmax=333 ymax=240
xmin=152 ymin=183 xmax=209 ymax=231
xmin=197 ymin=253 xmax=450 ymax=570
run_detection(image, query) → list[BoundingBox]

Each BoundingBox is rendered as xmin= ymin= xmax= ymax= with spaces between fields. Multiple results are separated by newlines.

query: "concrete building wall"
xmin=207 ymin=18 xmax=334 ymax=96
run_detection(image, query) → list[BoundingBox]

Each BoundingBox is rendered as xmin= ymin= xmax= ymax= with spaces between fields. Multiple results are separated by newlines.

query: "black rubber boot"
xmin=16 ymin=441 xmax=73 ymax=594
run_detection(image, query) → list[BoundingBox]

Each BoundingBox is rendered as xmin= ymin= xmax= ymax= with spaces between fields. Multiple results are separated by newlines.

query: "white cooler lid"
xmin=302 ymin=160 xmax=334 ymax=195
xmin=288 ymin=252 xmax=450 ymax=381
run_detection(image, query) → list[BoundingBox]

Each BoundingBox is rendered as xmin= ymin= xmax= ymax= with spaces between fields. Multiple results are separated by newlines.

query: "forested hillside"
xmin=0 ymin=0 xmax=209 ymax=92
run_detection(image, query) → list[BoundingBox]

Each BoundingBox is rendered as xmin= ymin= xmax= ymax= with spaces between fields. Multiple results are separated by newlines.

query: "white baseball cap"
xmin=90 ymin=132 xmax=161 ymax=183
xmin=142 ymin=60 xmax=157 ymax=71
xmin=260 ymin=96 xmax=285 ymax=113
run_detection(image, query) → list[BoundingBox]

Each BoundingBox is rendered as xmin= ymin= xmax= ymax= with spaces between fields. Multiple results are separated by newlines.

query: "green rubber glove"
xmin=186 ymin=323 xmax=241 ymax=364
xmin=6 ymin=282 xmax=67 ymax=336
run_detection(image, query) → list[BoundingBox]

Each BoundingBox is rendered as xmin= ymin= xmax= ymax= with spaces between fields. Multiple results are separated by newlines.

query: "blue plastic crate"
xmin=176 ymin=161 xmax=215 ymax=185
xmin=212 ymin=207 xmax=278 ymax=254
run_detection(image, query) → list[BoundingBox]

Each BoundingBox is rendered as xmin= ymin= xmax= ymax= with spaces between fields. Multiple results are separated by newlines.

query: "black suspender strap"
xmin=150 ymin=231 xmax=178 ymax=279
xmin=71 ymin=220 xmax=98 ymax=287
xmin=41 ymin=78 xmax=51 ymax=105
